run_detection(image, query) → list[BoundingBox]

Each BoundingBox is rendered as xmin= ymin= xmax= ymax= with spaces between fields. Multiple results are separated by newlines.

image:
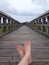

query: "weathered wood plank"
xmin=0 ymin=26 xmax=49 ymax=64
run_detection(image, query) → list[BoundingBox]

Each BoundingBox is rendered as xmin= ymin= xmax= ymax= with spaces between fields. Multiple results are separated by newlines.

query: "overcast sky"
xmin=0 ymin=0 xmax=49 ymax=23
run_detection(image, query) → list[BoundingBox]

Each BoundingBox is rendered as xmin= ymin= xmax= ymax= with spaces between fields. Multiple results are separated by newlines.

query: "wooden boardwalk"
xmin=0 ymin=25 xmax=49 ymax=65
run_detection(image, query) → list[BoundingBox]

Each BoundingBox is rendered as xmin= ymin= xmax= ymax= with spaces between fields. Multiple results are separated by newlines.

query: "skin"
xmin=16 ymin=41 xmax=32 ymax=65
xmin=16 ymin=45 xmax=25 ymax=59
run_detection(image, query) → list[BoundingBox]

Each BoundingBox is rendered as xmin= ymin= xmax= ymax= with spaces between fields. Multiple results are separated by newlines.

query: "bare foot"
xmin=24 ymin=41 xmax=32 ymax=64
xmin=16 ymin=41 xmax=32 ymax=64
xmin=16 ymin=45 xmax=25 ymax=59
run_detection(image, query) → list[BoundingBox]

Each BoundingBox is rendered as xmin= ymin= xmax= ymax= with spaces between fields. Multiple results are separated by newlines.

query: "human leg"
xmin=17 ymin=41 xmax=32 ymax=65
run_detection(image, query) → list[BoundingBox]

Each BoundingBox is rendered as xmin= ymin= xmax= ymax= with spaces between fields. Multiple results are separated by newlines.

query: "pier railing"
xmin=27 ymin=10 xmax=49 ymax=37
xmin=0 ymin=11 xmax=21 ymax=37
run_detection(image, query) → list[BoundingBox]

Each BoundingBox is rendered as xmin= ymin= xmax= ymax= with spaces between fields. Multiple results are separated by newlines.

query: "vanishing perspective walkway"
xmin=0 ymin=26 xmax=49 ymax=65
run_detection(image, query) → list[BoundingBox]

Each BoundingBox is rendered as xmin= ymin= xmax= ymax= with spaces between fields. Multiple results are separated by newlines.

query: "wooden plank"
xmin=0 ymin=26 xmax=49 ymax=63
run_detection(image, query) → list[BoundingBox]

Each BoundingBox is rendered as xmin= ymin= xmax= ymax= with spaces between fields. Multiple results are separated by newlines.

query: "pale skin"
xmin=16 ymin=41 xmax=32 ymax=65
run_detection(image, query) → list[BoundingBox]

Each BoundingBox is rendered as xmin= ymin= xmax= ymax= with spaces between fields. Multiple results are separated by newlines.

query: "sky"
xmin=0 ymin=0 xmax=49 ymax=23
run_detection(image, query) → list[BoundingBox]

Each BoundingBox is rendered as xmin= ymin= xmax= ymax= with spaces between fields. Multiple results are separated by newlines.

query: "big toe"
xmin=26 ymin=41 xmax=30 ymax=45
xmin=16 ymin=45 xmax=24 ymax=51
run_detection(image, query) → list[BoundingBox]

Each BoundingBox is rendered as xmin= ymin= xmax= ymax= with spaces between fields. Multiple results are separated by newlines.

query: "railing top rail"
xmin=0 ymin=10 xmax=20 ymax=23
xmin=29 ymin=10 xmax=49 ymax=23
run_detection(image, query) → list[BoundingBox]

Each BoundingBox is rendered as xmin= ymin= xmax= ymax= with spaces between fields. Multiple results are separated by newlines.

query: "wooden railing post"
xmin=27 ymin=10 xmax=49 ymax=37
xmin=0 ymin=11 xmax=21 ymax=37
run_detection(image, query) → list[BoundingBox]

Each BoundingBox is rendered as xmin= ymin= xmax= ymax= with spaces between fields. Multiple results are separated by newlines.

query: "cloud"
xmin=11 ymin=15 xmax=35 ymax=23
xmin=0 ymin=0 xmax=49 ymax=22
xmin=7 ymin=0 xmax=49 ymax=16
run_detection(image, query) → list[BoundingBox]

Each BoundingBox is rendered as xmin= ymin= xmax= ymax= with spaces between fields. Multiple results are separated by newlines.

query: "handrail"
xmin=0 ymin=11 xmax=21 ymax=38
xmin=27 ymin=10 xmax=49 ymax=37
